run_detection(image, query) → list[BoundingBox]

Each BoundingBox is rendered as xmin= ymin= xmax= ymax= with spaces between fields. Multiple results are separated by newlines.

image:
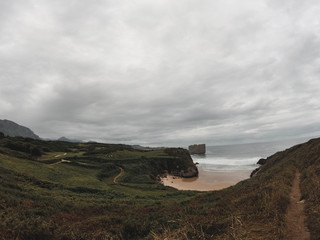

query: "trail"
xmin=51 ymin=159 xmax=71 ymax=165
xmin=54 ymin=153 xmax=67 ymax=158
xmin=113 ymin=168 xmax=124 ymax=184
xmin=284 ymin=171 xmax=310 ymax=240
xmin=51 ymin=153 xmax=69 ymax=165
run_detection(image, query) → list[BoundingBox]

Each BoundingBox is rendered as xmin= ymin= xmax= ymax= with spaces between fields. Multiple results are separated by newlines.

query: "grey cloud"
xmin=1 ymin=0 xmax=320 ymax=146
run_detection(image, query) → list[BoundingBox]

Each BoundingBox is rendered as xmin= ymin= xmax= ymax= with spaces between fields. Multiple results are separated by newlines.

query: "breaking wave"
xmin=191 ymin=156 xmax=260 ymax=171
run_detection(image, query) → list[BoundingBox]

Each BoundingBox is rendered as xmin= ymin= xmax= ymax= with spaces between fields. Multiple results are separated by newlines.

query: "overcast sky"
xmin=1 ymin=0 xmax=320 ymax=146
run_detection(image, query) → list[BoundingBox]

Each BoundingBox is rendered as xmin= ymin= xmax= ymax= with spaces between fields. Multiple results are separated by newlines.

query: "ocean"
xmin=191 ymin=137 xmax=311 ymax=172
xmin=163 ymin=137 xmax=314 ymax=191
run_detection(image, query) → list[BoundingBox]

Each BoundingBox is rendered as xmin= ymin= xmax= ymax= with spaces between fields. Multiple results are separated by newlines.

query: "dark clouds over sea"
xmin=1 ymin=0 xmax=320 ymax=146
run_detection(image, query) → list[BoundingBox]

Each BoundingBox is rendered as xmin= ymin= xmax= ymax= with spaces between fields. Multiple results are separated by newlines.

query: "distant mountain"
xmin=58 ymin=136 xmax=83 ymax=143
xmin=0 ymin=119 xmax=40 ymax=139
xmin=131 ymin=145 xmax=159 ymax=151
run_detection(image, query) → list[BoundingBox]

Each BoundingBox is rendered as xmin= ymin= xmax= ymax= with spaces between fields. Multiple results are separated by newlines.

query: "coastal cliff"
xmin=164 ymin=148 xmax=199 ymax=178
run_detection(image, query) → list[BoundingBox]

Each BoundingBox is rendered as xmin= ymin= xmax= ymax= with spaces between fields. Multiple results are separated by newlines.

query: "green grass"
xmin=1 ymin=134 xmax=320 ymax=239
xmin=294 ymin=139 xmax=320 ymax=240
xmin=39 ymin=151 xmax=85 ymax=162
xmin=0 ymin=153 xmax=107 ymax=190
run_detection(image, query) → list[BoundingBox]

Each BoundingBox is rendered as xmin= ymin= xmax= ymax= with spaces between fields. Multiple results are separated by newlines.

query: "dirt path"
xmin=113 ymin=168 xmax=124 ymax=184
xmin=54 ymin=153 xmax=67 ymax=158
xmin=51 ymin=159 xmax=71 ymax=165
xmin=284 ymin=171 xmax=310 ymax=240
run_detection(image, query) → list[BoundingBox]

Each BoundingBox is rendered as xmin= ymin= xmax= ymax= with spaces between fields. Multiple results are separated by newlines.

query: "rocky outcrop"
xmin=257 ymin=158 xmax=267 ymax=165
xmin=169 ymin=165 xmax=199 ymax=178
xmin=164 ymin=148 xmax=199 ymax=178
xmin=251 ymin=157 xmax=270 ymax=177
xmin=180 ymin=166 xmax=199 ymax=178
xmin=250 ymin=168 xmax=260 ymax=177
xmin=188 ymin=144 xmax=206 ymax=154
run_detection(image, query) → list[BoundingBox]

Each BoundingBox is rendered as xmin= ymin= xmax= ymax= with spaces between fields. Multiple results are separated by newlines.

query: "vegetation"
xmin=295 ymin=139 xmax=320 ymax=240
xmin=0 ymin=133 xmax=319 ymax=239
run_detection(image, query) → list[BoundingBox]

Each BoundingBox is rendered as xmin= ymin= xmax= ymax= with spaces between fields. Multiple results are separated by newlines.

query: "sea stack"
xmin=188 ymin=144 xmax=206 ymax=154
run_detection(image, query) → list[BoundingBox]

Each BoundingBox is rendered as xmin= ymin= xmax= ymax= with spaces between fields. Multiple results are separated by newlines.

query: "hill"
xmin=0 ymin=119 xmax=40 ymax=139
xmin=57 ymin=136 xmax=84 ymax=143
xmin=0 ymin=135 xmax=319 ymax=239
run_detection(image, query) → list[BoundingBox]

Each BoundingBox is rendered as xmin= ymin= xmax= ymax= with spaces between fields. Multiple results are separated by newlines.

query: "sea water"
xmin=162 ymin=137 xmax=313 ymax=191
xmin=191 ymin=137 xmax=311 ymax=172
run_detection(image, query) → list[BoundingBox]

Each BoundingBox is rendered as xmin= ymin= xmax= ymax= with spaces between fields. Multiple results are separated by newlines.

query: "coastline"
xmin=161 ymin=168 xmax=252 ymax=191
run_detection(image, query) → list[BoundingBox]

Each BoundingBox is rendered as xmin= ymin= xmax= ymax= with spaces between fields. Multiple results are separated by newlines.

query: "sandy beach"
xmin=161 ymin=168 xmax=252 ymax=191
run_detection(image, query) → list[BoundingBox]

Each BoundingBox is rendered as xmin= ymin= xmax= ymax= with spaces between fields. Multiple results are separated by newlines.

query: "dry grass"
xmin=1 ymin=135 xmax=320 ymax=239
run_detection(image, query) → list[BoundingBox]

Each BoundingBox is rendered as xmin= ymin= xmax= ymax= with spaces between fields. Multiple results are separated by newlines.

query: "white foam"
xmin=192 ymin=156 xmax=260 ymax=171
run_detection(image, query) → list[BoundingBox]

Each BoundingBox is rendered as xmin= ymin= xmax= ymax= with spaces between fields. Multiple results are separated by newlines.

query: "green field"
xmin=0 ymin=134 xmax=319 ymax=239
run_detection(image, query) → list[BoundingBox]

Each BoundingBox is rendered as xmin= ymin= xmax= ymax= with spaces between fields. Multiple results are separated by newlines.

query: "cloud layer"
xmin=1 ymin=0 xmax=320 ymax=146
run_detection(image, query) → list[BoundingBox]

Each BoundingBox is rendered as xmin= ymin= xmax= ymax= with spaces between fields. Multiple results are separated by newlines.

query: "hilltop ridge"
xmin=0 ymin=119 xmax=40 ymax=139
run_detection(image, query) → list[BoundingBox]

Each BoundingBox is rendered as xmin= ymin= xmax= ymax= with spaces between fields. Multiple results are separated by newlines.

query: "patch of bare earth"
xmin=284 ymin=171 xmax=310 ymax=240
xmin=113 ymin=168 xmax=124 ymax=184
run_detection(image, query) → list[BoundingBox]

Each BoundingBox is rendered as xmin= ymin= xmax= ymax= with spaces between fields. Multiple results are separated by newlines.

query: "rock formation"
xmin=257 ymin=158 xmax=267 ymax=165
xmin=164 ymin=148 xmax=199 ymax=178
xmin=188 ymin=144 xmax=206 ymax=154
xmin=180 ymin=166 xmax=199 ymax=178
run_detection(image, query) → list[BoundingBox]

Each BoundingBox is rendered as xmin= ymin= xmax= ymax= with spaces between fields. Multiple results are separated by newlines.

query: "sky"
xmin=1 ymin=0 xmax=320 ymax=147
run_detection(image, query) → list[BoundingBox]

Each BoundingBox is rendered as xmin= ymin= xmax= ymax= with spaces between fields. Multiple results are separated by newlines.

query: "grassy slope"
xmin=0 ymin=135 xmax=319 ymax=239
xmin=0 ymin=136 xmax=199 ymax=239
xmin=296 ymin=139 xmax=320 ymax=240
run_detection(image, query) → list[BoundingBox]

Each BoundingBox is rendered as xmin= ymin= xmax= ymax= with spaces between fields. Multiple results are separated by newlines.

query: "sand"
xmin=161 ymin=168 xmax=252 ymax=191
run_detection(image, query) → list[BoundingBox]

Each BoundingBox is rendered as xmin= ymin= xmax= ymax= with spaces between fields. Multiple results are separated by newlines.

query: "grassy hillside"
xmin=0 ymin=135 xmax=199 ymax=239
xmin=0 ymin=134 xmax=319 ymax=239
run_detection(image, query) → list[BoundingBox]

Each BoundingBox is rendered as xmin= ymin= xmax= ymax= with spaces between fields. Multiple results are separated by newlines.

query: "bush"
xmin=96 ymin=164 xmax=119 ymax=180
xmin=31 ymin=147 xmax=42 ymax=158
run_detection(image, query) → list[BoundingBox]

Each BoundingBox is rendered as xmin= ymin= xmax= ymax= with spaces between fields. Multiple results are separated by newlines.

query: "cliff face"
xmin=188 ymin=144 xmax=206 ymax=154
xmin=164 ymin=148 xmax=199 ymax=178
xmin=0 ymin=119 xmax=40 ymax=139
